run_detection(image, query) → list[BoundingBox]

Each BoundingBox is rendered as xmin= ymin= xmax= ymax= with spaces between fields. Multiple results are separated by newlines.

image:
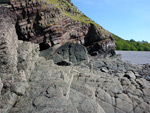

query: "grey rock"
xmin=96 ymin=88 xmax=112 ymax=104
xmin=0 ymin=78 xmax=3 ymax=95
xmin=143 ymin=88 xmax=150 ymax=96
xmin=143 ymin=96 xmax=150 ymax=104
xmin=71 ymin=83 xmax=95 ymax=99
xmin=96 ymin=99 xmax=115 ymax=113
xmin=115 ymin=108 xmax=126 ymax=113
xmin=101 ymin=67 xmax=109 ymax=73
xmin=33 ymin=96 xmax=78 ymax=113
xmin=136 ymin=78 xmax=150 ymax=89
xmin=0 ymin=92 xmax=18 ymax=113
xmin=117 ymin=93 xmax=132 ymax=104
xmin=50 ymin=43 xmax=88 ymax=65
xmin=81 ymin=99 xmax=105 ymax=113
xmin=124 ymin=71 xmax=136 ymax=80
xmin=116 ymin=97 xmax=133 ymax=113
xmin=120 ymin=77 xmax=131 ymax=86
xmin=17 ymin=41 xmax=39 ymax=79
xmin=0 ymin=7 xmax=20 ymax=113
xmin=134 ymin=107 xmax=145 ymax=113
xmin=0 ymin=7 xmax=18 ymax=75
xmin=11 ymin=70 xmax=29 ymax=96
xmin=1 ymin=2 xmax=150 ymax=113
xmin=70 ymin=89 xmax=105 ymax=113
xmin=109 ymin=81 xmax=123 ymax=94
xmin=115 ymin=72 xmax=125 ymax=77
xmin=93 ymin=60 xmax=106 ymax=69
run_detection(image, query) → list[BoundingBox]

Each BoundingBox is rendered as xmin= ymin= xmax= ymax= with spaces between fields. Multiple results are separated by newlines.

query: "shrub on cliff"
xmin=113 ymin=34 xmax=150 ymax=51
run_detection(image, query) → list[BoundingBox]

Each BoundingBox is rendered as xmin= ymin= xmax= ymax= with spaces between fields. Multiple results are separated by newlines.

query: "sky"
xmin=72 ymin=0 xmax=150 ymax=42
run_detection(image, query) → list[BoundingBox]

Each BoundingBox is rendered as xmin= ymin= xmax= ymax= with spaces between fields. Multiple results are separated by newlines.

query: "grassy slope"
xmin=41 ymin=0 xmax=110 ymax=34
xmin=42 ymin=0 xmax=150 ymax=51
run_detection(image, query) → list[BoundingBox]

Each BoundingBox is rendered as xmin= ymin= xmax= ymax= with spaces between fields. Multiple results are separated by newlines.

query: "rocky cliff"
xmin=0 ymin=1 xmax=150 ymax=113
xmin=9 ymin=0 xmax=115 ymax=55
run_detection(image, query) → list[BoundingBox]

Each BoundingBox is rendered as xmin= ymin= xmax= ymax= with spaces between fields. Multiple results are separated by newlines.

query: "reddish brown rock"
xmin=7 ymin=0 xmax=115 ymax=55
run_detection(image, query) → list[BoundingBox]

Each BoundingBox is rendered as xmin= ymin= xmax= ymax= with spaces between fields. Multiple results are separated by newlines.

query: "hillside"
xmin=113 ymin=34 xmax=150 ymax=51
xmin=6 ymin=0 xmax=115 ymax=56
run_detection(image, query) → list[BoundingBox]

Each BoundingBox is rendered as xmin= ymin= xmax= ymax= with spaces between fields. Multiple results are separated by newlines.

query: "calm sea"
xmin=116 ymin=51 xmax=150 ymax=65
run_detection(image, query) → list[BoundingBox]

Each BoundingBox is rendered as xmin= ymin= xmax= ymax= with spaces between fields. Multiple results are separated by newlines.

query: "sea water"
xmin=116 ymin=51 xmax=150 ymax=65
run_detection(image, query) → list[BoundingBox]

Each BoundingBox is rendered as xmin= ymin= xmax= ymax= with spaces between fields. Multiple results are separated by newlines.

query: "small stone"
xmin=143 ymin=96 xmax=150 ymax=104
xmin=11 ymin=70 xmax=29 ymax=96
xmin=124 ymin=71 xmax=136 ymax=80
xmin=134 ymin=107 xmax=145 ymax=113
xmin=117 ymin=93 xmax=132 ymax=104
xmin=136 ymin=78 xmax=150 ymax=89
xmin=96 ymin=88 xmax=112 ymax=104
xmin=116 ymin=97 xmax=133 ymax=113
xmin=81 ymin=99 xmax=105 ymax=113
xmin=96 ymin=99 xmax=115 ymax=113
xmin=143 ymin=88 xmax=150 ymax=96
xmin=101 ymin=67 xmax=109 ymax=73
xmin=110 ymin=84 xmax=123 ymax=94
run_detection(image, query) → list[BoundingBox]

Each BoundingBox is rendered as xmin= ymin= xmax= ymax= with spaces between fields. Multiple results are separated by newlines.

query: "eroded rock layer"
xmin=8 ymin=0 xmax=115 ymax=55
xmin=0 ymin=7 xmax=150 ymax=113
xmin=1 ymin=1 xmax=150 ymax=113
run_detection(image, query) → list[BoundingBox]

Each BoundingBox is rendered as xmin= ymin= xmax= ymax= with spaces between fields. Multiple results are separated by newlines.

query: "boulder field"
xmin=0 ymin=1 xmax=150 ymax=113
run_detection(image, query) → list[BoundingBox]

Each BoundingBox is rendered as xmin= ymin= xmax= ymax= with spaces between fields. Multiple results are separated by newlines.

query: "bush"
xmin=112 ymin=34 xmax=150 ymax=51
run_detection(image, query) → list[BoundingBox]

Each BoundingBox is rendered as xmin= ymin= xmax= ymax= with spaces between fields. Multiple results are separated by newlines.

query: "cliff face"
xmin=9 ymin=0 xmax=115 ymax=55
xmin=0 ymin=3 xmax=150 ymax=113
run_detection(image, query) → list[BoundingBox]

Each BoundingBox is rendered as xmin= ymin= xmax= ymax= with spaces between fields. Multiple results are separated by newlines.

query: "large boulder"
xmin=51 ymin=43 xmax=89 ymax=65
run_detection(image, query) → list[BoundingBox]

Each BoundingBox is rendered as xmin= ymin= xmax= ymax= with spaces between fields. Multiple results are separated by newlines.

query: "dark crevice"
xmin=56 ymin=61 xmax=71 ymax=66
xmin=39 ymin=42 xmax=50 ymax=51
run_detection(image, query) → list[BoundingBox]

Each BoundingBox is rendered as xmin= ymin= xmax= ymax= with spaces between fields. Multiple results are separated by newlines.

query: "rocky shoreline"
xmin=1 ymin=37 xmax=150 ymax=113
xmin=0 ymin=1 xmax=150 ymax=113
xmin=0 ymin=23 xmax=150 ymax=112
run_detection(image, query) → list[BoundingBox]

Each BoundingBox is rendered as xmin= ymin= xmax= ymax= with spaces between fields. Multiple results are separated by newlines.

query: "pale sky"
xmin=72 ymin=0 xmax=150 ymax=42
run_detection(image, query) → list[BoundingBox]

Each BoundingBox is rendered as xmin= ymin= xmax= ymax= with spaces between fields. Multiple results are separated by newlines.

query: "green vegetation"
xmin=46 ymin=0 xmax=96 ymax=24
xmin=45 ymin=0 xmax=104 ymax=28
xmin=43 ymin=0 xmax=150 ymax=51
xmin=113 ymin=34 xmax=150 ymax=51
xmin=40 ymin=0 xmax=111 ymax=36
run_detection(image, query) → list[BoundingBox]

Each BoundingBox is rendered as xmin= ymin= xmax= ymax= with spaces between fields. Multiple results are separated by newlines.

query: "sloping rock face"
xmin=8 ymin=0 xmax=115 ymax=55
xmin=0 ymin=6 xmax=29 ymax=112
xmin=1 ymin=2 xmax=150 ymax=113
xmin=0 ymin=6 xmax=17 ymax=75
xmin=0 ymin=8 xmax=150 ymax=113
xmin=10 ymin=0 xmax=88 ymax=45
